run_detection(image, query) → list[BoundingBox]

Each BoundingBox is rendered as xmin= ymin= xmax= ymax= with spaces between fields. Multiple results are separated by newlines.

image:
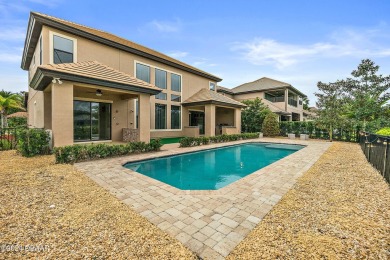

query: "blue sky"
xmin=1 ymin=0 xmax=390 ymax=105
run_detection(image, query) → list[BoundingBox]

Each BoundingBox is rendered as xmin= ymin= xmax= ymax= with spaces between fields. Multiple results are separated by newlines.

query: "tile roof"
xmin=231 ymin=77 xmax=306 ymax=97
xmin=182 ymin=88 xmax=246 ymax=108
xmin=24 ymin=12 xmax=221 ymax=81
xmin=217 ymin=86 xmax=234 ymax=94
xmin=7 ymin=111 xmax=28 ymax=118
xmin=35 ymin=61 xmax=161 ymax=93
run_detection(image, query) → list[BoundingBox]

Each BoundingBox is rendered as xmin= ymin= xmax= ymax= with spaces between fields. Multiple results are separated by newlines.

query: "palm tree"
xmin=0 ymin=91 xmax=24 ymax=128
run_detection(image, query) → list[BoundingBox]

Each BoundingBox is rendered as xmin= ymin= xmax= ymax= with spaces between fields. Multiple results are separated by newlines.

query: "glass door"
xmin=74 ymin=101 xmax=111 ymax=142
xmin=189 ymin=111 xmax=205 ymax=135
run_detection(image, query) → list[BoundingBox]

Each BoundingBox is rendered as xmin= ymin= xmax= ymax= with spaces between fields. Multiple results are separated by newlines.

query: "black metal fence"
xmin=0 ymin=128 xmax=19 ymax=150
xmin=359 ymin=132 xmax=390 ymax=184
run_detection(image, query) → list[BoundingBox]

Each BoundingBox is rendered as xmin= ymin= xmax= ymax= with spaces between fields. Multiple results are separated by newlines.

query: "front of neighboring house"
xmin=217 ymin=77 xmax=307 ymax=121
xmin=21 ymin=12 xmax=245 ymax=147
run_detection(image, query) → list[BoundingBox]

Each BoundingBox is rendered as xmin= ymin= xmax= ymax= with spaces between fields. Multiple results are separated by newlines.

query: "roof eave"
xmin=22 ymin=13 xmax=222 ymax=82
xmin=182 ymin=100 xmax=246 ymax=108
xmin=30 ymin=67 xmax=162 ymax=95
xmin=233 ymin=86 xmax=307 ymax=97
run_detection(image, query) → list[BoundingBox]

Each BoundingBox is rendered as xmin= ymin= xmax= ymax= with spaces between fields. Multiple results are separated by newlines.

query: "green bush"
xmin=376 ymin=127 xmax=390 ymax=136
xmin=179 ymin=133 xmax=259 ymax=147
xmin=262 ymin=114 xmax=280 ymax=137
xmin=54 ymin=139 xmax=162 ymax=164
xmin=17 ymin=128 xmax=51 ymax=157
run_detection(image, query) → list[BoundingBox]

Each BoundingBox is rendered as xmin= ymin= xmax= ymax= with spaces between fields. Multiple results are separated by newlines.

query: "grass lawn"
xmin=0 ymin=142 xmax=389 ymax=258
xmin=154 ymin=137 xmax=183 ymax=145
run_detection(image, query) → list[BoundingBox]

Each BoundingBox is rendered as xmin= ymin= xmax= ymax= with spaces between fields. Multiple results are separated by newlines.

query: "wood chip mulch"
xmin=0 ymin=151 xmax=196 ymax=259
xmin=228 ymin=142 xmax=390 ymax=259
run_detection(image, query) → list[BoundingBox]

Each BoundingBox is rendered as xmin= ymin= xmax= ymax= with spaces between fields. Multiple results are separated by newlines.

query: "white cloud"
xmin=0 ymin=27 xmax=26 ymax=41
xmin=167 ymin=51 xmax=188 ymax=59
xmin=146 ymin=18 xmax=182 ymax=33
xmin=138 ymin=18 xmax=183 ymax=33
xmin=232 ymin=27 xmax=390 ymax=69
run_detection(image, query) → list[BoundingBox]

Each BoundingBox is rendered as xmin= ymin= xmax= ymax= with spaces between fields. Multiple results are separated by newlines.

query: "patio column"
xmin=138 ymin=93 xmax=151 ymax=142
xmin=205 ymin=104 xmax=216 ymax=136
xmin=51 ymin=82 xmax=73 ymax=147
xmin=234 ymin=108 xmax=242 ymax=134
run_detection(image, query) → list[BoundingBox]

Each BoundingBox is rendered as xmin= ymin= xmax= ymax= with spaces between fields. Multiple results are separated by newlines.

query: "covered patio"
xmin=181 ymin=88 xmax=246 ymax=137
xmin=30 ymin=61 xmax=161 ymax=147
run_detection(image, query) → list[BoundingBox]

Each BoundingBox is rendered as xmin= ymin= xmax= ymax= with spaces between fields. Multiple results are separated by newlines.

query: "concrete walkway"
xmin=75 ymin=138 xmax=331 ymax=259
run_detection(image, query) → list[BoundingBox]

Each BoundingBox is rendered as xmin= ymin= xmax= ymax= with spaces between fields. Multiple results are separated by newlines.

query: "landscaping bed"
xmin=0 ymin=151 xmax=196 ymax=259
xmin=228 ymin=142 xmax=390 ymax=259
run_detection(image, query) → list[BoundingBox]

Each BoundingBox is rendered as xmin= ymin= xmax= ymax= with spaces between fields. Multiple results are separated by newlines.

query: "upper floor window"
xmin=155 ymin=69 xmax=167 ymax=89
xmin=136 ymin=63 xmax=150 ymax=83
xmin=53 ymin=35 xmax=73 ymax=64
xmin=155 ymin=92 xmax=167 ymax=100
xmin=171 ymin=73 xmax=181 ymax=92
xmin=209 ymin=82 xmax=216 ymax=91
xmin=171 ymin=94 xmax=181 ymax=102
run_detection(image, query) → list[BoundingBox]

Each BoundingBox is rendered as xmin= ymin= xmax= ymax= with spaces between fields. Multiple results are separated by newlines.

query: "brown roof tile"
xmin=38 ymin=61 xmax=160 ymax=92
xmin=182 ymin=88 xmax=246 ymax=108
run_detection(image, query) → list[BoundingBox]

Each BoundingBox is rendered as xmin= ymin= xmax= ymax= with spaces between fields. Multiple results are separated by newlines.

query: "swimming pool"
xmin=124 ymin=143 xmax=304 ymax=190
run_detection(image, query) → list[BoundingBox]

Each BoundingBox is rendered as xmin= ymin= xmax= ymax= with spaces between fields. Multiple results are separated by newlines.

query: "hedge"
xmin=54 ymin=139 xmax=162 ymax=164
xmin=17 ymin=128 xmax=51 ymax=157
xmin=179 ymin=133 xmax=259 ymax=147
xmin=376 ymin=127 xmax=390 ymax=136
xmin=279 ymin=121 xmax=359 ymax=142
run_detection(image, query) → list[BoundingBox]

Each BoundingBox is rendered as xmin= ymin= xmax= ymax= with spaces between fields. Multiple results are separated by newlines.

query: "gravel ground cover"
xmin=0 ymin=151 xmax=196 ymax=259
xmin=228 ymin=142 xmax=390 ymax=259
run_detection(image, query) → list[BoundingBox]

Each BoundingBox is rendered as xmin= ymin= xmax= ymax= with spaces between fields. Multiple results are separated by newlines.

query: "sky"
xmin=1 ymin=0 xmax=390 ymax=105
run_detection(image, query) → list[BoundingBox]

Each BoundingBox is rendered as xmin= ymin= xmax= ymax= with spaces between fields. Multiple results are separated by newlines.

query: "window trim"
xmin=49 ymin=31 xmax=77 ymax=64
xmin=209 ymin=81 xmax=216 ymax=91
xmin=135 ymin=63 xmax=151 ymax=83
xmin=170 ymin=105 xmax=181 ymax=130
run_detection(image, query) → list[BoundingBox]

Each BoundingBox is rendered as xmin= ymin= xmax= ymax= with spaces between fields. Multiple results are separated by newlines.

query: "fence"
xmin=359 ymin=132 xmax=390 ymax=184
xmin=279 ymin=122 xmax=359 ymax=142
xmin=0 ymin=128 xmax=19 ymax=150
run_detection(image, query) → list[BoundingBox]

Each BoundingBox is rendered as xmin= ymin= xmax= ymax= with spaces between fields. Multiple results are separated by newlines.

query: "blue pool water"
xmin=124 ymin=143 xmax=304 ymax=190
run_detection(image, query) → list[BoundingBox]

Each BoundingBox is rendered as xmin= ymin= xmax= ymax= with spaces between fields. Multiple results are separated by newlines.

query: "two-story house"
xmin=217 ymin=77 xmax=307 ymax=121
xmin=21 ymin=12 xmax=245 ymax=147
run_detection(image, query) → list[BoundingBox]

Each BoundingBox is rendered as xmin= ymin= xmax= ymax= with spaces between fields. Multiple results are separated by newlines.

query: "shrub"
xmin=17 ymin=128 xmax=51 ymax=157
xmin=262 ymin=114 xmax=280 ymax=137
xmin=54 ymin=139 xmax=162 ymax=164
xmin=376 ymin=127 xmax=390 ymax=136
xmin=179 ymin=133 xmax=259 ymax=147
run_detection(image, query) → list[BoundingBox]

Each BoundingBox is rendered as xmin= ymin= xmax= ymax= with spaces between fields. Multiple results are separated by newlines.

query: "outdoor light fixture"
xmin=52 ymin=77 xmax=63 ymax=84
xmin=96 ymin=89 xmax=103 ymax=96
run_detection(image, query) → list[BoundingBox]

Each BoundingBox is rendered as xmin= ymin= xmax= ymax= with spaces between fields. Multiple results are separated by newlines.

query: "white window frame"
xmin=134 ymin=60 xmax=183 ymax=131
xmin=209 ymin=81 xmax=216 ymax=91
xmin=49 ymin=31 xmax=78 ymax=64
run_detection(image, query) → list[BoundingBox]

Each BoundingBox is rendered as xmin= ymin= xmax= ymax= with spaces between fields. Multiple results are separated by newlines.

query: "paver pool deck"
xmin=76 ymin=138 xmax=331 ymax=259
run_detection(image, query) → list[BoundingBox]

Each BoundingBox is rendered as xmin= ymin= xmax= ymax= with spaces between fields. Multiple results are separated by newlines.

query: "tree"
xmin=241 ymin=98 xmax=271 ymax=133
xmin=0 ymin=91 xmax=24 ymax=128
xmin=315 ymin=81 xmax=347 ymax=142
xmin=262 ymin=113 xmax=280 ymax=136
xmin=302 ymin=97 xmax=310 ymax=110
xmin=342 ymin=59 xmax=390 ymax=131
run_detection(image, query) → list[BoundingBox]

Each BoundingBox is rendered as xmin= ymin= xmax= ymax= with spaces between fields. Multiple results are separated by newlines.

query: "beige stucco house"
xmin=21 ymin=12 xmax=245 ymax=147
xmin=217 ymin=77 xmax=307 ymax=121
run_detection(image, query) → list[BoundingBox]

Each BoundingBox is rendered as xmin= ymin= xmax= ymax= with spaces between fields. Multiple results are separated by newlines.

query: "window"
xmin=155 ymin=104 xmax=166 ymax=129
xmin=135 ymin=99 xmax=139 ymax=129
xmin=39 ymin=36 xmax=42 ymax=65
xmin=155 ymin=69 xmax=167 ymax=89
xmin=171 ymin=73 xmax=181 ymax=92
xmin=209 ymin=82 xmax=216 ymax=91
xmin=74 ymin=101 xmax=111 ymax=141
xmin=155 ymin=92 xmax=167 ymax=100
xmin=171 ymin=106 xmax=181 ymax=129
xmin=53 ymin=35 xmax=73 ymax=64
xmin=32 ymin=55 xmax=35 ymax=66
xmin=171 ymin=94 xmax=181 ymax=102
xmin=136 ymin=63 xmax=150 ymax=83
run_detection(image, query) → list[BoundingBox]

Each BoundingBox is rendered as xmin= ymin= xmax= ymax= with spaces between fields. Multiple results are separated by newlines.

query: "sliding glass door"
xmin=74 ymin=101 xmax=111 ymax=142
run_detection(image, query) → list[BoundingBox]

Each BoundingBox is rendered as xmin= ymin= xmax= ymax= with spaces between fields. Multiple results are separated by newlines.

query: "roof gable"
xmin=182 ymin=88 xmax=246 ymax=108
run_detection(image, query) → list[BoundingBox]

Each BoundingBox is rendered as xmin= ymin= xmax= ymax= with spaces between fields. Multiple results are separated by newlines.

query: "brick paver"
xmin=76 ymin=138 xmax=330 ymax=259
